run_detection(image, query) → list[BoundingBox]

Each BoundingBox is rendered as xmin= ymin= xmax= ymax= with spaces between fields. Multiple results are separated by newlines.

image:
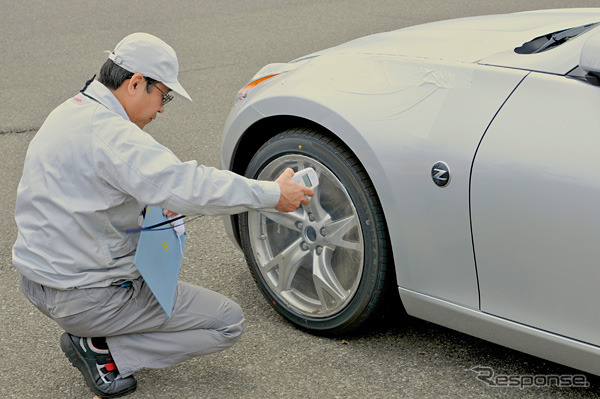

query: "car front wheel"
xmin=239 ymin=128 xmax=391 ymax=335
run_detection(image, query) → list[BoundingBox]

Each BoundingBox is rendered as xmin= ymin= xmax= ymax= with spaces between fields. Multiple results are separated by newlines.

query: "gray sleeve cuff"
xmin=260 ymin=180 xmax=281 ymax=208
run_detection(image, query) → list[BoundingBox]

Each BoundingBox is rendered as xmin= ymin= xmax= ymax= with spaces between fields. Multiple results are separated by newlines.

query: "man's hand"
xmin=274 ymin=168 xmax=315 ymax=212
xmin=163 ymin=209 xmax=179 ymax=218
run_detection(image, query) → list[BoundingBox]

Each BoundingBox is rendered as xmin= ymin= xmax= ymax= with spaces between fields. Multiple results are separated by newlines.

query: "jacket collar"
xmin=81 ymin=80 xmax=131 ymax=122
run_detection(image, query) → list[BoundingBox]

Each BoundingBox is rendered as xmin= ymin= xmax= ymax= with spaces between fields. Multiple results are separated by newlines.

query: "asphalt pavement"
xmin=2 ymin=1 xmax=600 ymax=398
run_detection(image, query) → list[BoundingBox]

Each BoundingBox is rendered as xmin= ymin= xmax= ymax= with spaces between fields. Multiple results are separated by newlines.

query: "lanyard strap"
xmin=79 ymin=74 xmax=107 ymax=107
xmin=126 ymin=214 xmax=186 ymax=234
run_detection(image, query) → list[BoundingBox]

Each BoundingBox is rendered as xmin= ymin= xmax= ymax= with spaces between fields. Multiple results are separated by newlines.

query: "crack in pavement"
xmin=0 ymin=128 xmax=39 ymax=135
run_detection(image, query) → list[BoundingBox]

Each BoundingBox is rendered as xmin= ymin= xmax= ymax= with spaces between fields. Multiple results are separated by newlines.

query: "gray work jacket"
xmin=12 ymin=80 xmax=280 ymax=289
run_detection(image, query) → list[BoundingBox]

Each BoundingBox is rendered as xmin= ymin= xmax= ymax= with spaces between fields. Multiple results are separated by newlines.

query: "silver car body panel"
xmin=220 ymin=8 xmax=600 ymax=375
xmin=297 ymin=9 xmax=600 ymax=74
xmin=472 ymin=71 xmax=600 ymax=348
xmin=401 ymin=288 xmax=600 ymax=376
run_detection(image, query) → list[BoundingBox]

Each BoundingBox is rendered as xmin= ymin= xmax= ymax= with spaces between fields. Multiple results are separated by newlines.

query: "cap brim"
xmin=164 ymin=81 xmax=193 ymax=102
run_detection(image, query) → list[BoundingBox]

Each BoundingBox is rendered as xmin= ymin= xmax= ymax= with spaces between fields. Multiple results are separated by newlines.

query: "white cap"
xmin=107 ymin=33 xmax=192 ymax=101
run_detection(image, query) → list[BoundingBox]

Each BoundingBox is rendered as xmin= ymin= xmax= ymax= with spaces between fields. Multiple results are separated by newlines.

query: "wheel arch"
xmin=225 ymin=108 xmax=400 ymax=305
xmin=226 ymin=111 xmax=391 ymax=240
xmin=230 ymin=115 xmax=325 ymax=175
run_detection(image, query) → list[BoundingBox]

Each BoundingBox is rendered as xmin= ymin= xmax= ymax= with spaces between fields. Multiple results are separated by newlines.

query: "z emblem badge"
xmin=431 ymin=161 xmax=450 ymax=187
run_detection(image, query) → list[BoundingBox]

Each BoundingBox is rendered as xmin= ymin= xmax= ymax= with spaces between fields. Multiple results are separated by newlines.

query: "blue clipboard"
xmin=133 ymin=206 xmax=186 ymax=317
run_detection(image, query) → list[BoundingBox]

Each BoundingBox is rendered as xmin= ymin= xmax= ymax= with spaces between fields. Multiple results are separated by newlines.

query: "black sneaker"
xmin=60 ymin=333 xmax=137 ymax=398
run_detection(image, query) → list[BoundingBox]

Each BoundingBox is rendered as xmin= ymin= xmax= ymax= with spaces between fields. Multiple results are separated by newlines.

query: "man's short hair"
xmin=98 ymin=59 xmax=157 ymax=93
xmin=98 ymin=59 xmax=133 ymax=90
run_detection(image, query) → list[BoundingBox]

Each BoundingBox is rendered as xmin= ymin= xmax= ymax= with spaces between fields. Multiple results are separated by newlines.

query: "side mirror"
xmin=580 ymin=28 xmax=600 ymax=84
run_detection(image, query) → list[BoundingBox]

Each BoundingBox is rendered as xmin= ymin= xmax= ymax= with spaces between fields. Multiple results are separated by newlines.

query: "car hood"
xmin=296 ymin=8 xmax=600 ymax=73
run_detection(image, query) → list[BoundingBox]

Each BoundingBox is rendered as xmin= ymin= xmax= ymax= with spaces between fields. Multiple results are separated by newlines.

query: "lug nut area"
xmin=305 ymin=226 xmax=317 ymax=243
xmin=297 ymin=208 xmax=330 ymax=253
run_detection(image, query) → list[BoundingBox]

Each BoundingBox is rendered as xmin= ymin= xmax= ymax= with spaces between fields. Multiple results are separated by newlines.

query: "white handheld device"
xmin=293 ymin=167 xmax=319 ymax=189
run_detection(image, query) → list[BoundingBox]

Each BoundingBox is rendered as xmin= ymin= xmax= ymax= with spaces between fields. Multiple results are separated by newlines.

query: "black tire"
xmin=238 ymin=127 xmax=390 ymax=335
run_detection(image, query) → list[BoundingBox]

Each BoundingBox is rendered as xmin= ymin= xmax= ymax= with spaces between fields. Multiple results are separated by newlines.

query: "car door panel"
xmin=471 ymin=72 xmax=600 ymax=346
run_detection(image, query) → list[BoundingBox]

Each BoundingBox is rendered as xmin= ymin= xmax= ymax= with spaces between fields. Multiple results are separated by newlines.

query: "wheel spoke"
xmin=259 ymin=208 xmax=304 ymax=232
xmin=305 ymin=187 xmax=328 ymax=221
xmin=260 ymin=238 xmax=309 ymax=293
xmin=312 ymin=249 xmax=349 ymax=310
xmin=323 ymin=215 xmax=361 ymax=251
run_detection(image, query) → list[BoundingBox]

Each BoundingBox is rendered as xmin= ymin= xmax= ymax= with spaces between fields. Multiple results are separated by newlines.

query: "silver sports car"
xmin=220 ymin=8 xmax=600 ymax=375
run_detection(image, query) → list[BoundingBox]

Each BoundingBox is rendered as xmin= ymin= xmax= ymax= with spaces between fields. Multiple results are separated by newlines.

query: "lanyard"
xmin=125 ymin=214 xmax=186 ymax=234
xmin=80 ymin=74 xmax=104 ymax=105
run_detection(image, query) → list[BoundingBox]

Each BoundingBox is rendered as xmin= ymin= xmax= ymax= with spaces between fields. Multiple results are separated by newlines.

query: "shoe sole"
xmin=59 ymin=333 xmax=137 ymax=398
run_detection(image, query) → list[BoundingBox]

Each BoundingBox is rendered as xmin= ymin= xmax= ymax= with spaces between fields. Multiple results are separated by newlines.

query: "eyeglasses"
xmin=140 ymin=76 xmax=174 ymax=106
xmin=152 ymin=84 xmax=174 ymax=106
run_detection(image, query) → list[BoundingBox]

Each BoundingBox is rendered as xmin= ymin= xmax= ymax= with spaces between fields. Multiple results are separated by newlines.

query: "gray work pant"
xmin=19 ymin=274 xmax=244 ymax=377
